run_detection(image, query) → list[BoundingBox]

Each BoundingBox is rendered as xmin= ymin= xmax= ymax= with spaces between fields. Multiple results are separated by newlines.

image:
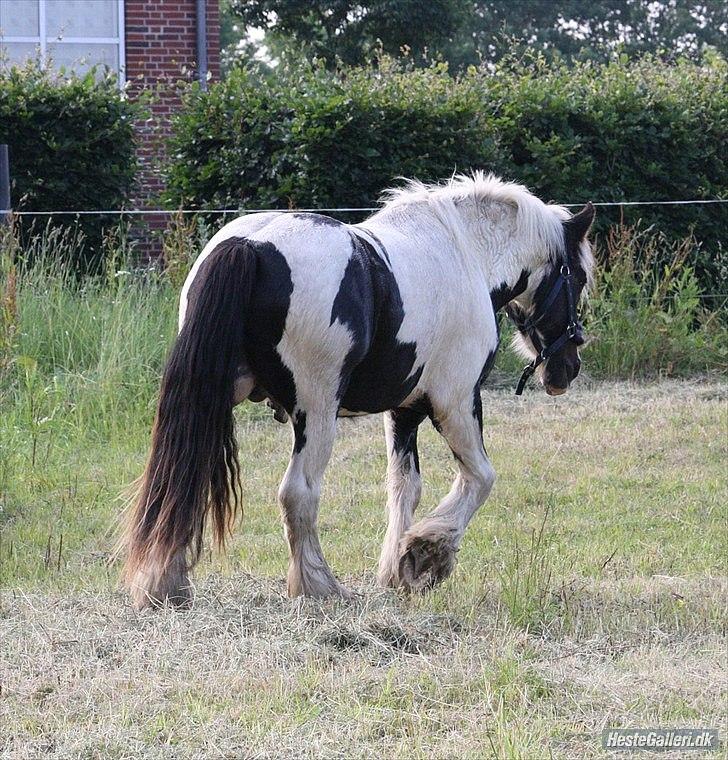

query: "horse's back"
xmin=181 ymin=210 xmax=495 ymax=417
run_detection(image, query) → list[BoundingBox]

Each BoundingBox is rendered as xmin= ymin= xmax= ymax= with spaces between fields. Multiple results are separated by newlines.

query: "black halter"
xmin=511 ymin=254 xmax=583 ymax=396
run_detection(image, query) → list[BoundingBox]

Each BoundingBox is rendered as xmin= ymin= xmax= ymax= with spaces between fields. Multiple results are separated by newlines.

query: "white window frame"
xmin=1 ymin=0 xmax=126 ymax=87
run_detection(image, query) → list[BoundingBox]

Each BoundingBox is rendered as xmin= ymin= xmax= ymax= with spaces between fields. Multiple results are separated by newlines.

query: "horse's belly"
xmin=337 ymin=347 xmax=424 ymax=414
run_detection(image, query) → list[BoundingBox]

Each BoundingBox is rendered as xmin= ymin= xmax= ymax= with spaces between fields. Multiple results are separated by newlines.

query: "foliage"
xmin=487 ymin=53 xmax=728 ymax=289
xmin=166 ymin=60 xmax=493 ymax=211
xmin=227 ymin=0 xmax=469 ymax=68
xmin=454 ymin=0 xmax=728 ymax=68
xmin=0 ymin=63 xmax=139 ymax=272
xmin=224 ymin=0 xmax=728 ymax=70
xmin=583 ymin=224 xmax=727 ymax=378
xmin=166 ymin=54 xmax=727 ymax=290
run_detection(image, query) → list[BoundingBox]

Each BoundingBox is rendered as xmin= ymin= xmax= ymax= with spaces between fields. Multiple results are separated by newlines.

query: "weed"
xmin=584 ymin=224 xmax=727 ymax=378
xmin=495 ymin=504 xmax=559 ymax=632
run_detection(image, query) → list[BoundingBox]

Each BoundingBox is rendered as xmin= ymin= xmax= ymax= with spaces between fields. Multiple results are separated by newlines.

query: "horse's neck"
xmin=364 ymin=202 xmax=544 ymax=290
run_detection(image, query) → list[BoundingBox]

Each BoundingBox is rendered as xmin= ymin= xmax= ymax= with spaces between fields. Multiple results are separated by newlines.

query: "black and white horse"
xmin=122 ymin=173 xmax=595 ymax=608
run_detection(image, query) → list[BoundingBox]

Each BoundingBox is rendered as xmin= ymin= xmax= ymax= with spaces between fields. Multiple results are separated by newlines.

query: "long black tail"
xmin=121 ymin=237 xmax=255 ymax=607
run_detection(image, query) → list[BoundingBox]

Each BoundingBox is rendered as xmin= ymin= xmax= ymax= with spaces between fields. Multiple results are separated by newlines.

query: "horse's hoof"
xmin=128 ymin=555 xmax=193 ymax=611
xmin=130 ymin=576 xmax=193 ymax=611
xmin=376 ymin=567 xmax=400 ymax=589
xmin=287 ymin=569 xmax=355 ymax=600
xmin=398 ymin=533 xmax=457 ymax=593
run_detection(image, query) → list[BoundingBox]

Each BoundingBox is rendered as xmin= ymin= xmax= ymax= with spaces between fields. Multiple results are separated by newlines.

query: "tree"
xmin=226 ymin=0 xmax=470 ymax=66
xmin=224 ymin=0 xmax=728 ymax=69
xmin=462 ymin=1 xmax=728 ymax=66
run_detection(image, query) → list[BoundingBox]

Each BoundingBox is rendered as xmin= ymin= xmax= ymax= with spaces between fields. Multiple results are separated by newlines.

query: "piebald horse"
xmin=122 ymin=173 xmax=595 ymax=608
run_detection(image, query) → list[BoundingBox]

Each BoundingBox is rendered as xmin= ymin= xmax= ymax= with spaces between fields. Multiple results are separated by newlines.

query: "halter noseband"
xmin=512 ymin=254 xmax=583 ymax=396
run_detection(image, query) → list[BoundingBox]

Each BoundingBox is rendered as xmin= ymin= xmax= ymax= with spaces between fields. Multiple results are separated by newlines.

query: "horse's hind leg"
xmin=378 ymin=408 xmax=425 ymax=587
xmin=278 ymin=408 xmax=350 ymax=598
xmin=399 ymin=389 xmax=495 ymax=592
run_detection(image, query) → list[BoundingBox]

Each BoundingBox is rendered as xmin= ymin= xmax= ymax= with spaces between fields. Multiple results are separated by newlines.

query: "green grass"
xmin=1 ymin=224 xmax=726 ymax=758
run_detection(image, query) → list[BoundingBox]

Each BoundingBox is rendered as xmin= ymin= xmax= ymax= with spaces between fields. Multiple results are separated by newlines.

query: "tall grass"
xmin=585 ymin=224 xmax=727 ymax=378
xmin=0 ymin=222 xmax=183 ymax=586
xmin=1 ymin=223 xmax=178 ymax=439
xmin=496 ymin=503 xmax=557 ymax=633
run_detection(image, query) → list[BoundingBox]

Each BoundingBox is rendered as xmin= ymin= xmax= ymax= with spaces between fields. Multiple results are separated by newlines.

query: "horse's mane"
xmin=378 ymin=171 xmax=584 ymax=273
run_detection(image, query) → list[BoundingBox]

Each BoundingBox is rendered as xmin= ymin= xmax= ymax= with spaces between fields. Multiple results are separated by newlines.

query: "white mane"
xmin=377 ymin=171 xmax=571 ymax=269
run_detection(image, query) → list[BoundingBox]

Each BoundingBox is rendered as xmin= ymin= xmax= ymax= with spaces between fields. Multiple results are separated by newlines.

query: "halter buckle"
xmin=567 ymin=321 xmax=578 ymax=338
xmin=560 ymin=264 xmax=571 ymax=277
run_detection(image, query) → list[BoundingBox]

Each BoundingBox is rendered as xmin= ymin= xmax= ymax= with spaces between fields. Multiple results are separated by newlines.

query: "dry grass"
xmin=1 ymin=380 xmax=727 ymax=758
xmin=1 ymin=575 xmax=725 ymax=759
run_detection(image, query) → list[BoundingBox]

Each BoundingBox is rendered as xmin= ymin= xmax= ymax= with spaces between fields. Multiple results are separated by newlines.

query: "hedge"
xmin=0 ymin=64 xmax=139 ymax=271
xmin=166 ymin=55 xmax=727 ymax=290
xmin=165 ymin=61 xmax=494 ymax=211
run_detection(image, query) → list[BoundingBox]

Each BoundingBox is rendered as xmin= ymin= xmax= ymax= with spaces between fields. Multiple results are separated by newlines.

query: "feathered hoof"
xmin=287 ymin=565 xmax=354 ymax=600
xmin=398 ymin=530 xmax=457 ymax=593
xmin=128 ymin=554 xmax=193 ymax=610
xmin=376 ymin=565 xmax=401 ymax=589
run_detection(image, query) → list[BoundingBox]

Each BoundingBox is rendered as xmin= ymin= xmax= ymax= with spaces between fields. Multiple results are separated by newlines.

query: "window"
xmin=0 ymin=0 xmax=125 ymax=83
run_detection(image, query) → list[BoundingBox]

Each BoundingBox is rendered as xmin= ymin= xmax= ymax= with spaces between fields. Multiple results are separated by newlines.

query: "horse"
xmin=121 ymin=172 xmax=595 ymax=609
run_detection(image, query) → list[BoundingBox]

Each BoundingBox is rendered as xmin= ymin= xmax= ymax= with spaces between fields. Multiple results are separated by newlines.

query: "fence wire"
xmin=2 ymin=198 xmax=728 ymax=216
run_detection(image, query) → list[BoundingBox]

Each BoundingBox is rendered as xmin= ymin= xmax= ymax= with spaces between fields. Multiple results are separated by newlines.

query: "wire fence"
xmin=1 ymin=197 xmax=727 ymax=216
xmin=3 ymin=196 xmax=726 ymax=303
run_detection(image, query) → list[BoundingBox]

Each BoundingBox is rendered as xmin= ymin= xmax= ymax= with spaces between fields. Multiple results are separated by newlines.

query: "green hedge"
xmin=0 ymin=64 xmax=139 ymax=271
xmin=166 ymin=61 xmax=494 ymax=210
xmin=167 ymin=55 xmax=727 ymax=289
xmin=486 ymin=55 xmax=727 ymax=290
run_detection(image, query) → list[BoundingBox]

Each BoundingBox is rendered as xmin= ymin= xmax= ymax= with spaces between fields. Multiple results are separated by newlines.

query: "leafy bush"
xmin=582 ymin=225 xmax=727 ymax=378
xmin=0 ymin=63 xmax=139 ymax=272
xmin=167 ymin=54 xmax=727 ymax=290
xmin=166 ymin=60 xmax=493 ymax=211
xmin=485 ymin=54 xmax=728 ymax=291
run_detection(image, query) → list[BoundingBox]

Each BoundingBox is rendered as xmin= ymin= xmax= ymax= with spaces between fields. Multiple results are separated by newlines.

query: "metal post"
xmin=196 ymin=0 xmax=208 ymax=90
xmin=0 ymin=144 xmax=10 ymax=224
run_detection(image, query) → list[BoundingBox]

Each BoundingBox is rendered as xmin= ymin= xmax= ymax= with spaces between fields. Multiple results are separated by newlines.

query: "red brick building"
xmin=125 ymin=0 xmax=221 ymax=203
xmin=1 ymin=0 xmax=221 ymax=231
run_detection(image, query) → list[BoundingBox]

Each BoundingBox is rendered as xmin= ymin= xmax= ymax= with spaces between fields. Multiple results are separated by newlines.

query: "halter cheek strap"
xmin=513 ymin=259 xmax=582 ymax=396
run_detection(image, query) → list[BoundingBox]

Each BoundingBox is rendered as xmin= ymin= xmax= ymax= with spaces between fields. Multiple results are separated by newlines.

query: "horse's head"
xmin=507 ymin=203 xmax=595 ymax=395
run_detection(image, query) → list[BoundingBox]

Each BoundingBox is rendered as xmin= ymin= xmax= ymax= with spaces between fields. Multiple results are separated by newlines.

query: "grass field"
xmin=1 ymin=379 xmax=726 ymax=758
xmin=1 ymin=222 xmax=726 ymax=757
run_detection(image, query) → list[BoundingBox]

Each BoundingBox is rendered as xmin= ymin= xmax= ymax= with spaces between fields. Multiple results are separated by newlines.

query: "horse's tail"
xmin=121 ymin=237 xmax=256 ymax=609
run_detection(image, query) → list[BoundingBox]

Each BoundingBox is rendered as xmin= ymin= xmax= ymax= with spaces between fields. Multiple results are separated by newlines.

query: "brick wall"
xmin=124 ymin=0 xmax=220 ymax=251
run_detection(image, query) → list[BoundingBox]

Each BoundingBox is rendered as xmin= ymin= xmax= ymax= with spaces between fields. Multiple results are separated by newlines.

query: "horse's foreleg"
xmin=398 ymin=389 xmax=495 ymax=592
xmin=378 ymin=408 xmax=425 ymax=588
xmin=278 ymin=409 xmax=350 ymax=598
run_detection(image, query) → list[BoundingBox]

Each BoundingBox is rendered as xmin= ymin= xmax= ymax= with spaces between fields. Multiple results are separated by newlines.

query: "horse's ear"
xmin=564 ymin=202 xmax=595 ymax=245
